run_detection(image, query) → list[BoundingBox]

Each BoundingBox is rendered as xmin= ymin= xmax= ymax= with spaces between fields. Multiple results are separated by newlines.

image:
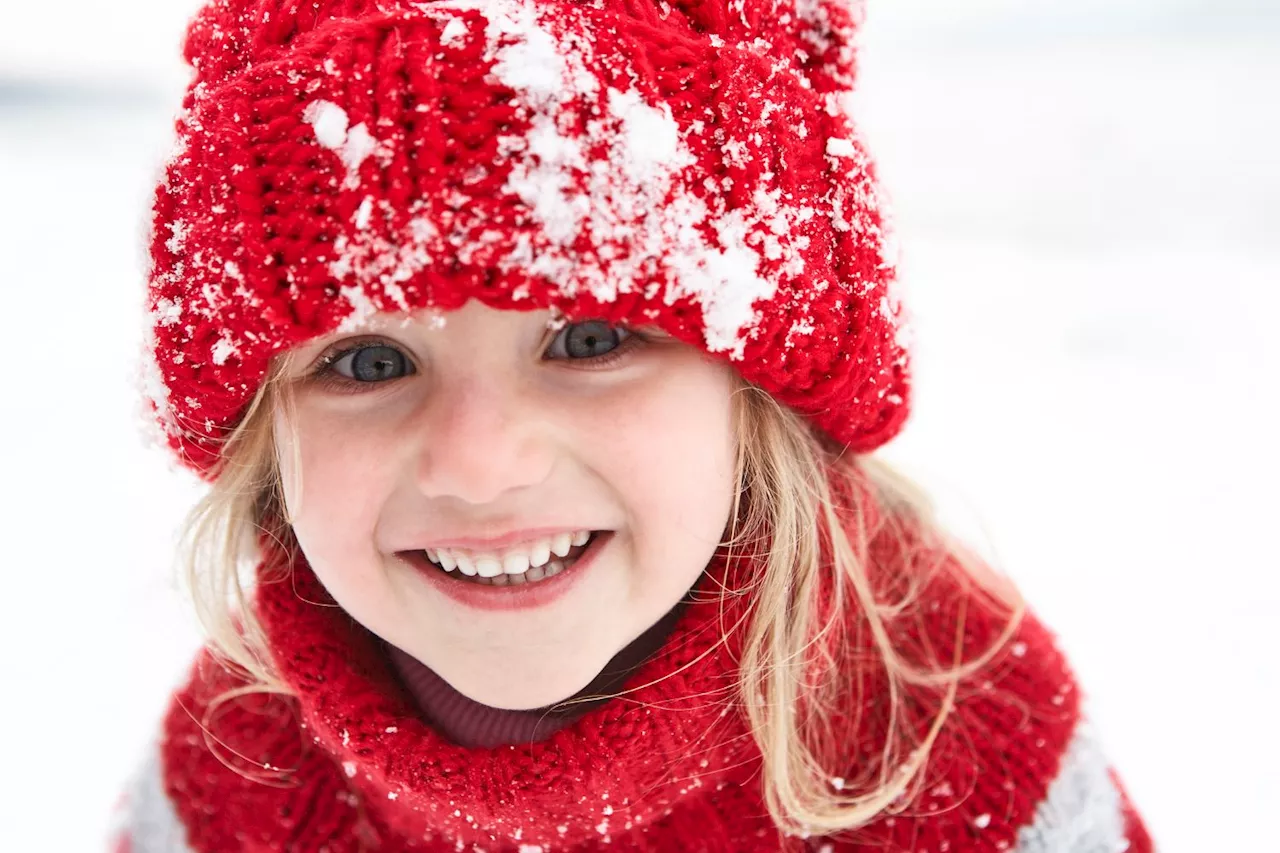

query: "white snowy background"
xmin=1 ymin=0 xmax=1276 ymax=848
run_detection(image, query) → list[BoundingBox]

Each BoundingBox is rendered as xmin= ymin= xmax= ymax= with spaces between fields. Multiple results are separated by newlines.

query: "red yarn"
xmin=137 ymin=499 xmax=1151 ymax=852
xmin=142 ymin=0 xmax=910 ymax=478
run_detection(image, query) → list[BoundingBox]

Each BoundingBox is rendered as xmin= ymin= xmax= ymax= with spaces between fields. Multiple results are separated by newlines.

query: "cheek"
xmin=277 ymin=407 xmax=393 ymax=566
xmin=585 ymin=363 xmax=737 ymax=546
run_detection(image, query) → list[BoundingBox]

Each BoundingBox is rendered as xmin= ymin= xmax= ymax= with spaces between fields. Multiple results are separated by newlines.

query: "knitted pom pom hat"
xmin=142 ymin=0 xmax=911 ymax=478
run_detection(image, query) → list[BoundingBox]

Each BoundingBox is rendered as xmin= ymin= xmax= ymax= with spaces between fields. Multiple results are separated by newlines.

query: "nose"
xmin=410 ymin=376 xmax=555 ymax=506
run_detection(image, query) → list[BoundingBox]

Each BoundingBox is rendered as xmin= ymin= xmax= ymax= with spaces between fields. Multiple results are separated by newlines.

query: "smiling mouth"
xmin=409 ymin=531 xmax=606 ymax=587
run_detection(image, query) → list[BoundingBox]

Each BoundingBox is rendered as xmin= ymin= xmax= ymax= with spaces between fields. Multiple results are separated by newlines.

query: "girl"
xmin=117 ymin=0 xmax=1152 ymax=850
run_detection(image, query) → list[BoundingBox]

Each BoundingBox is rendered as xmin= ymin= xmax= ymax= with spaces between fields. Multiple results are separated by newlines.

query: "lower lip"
xmin=401 ymin=532 xmax=612 ymax=612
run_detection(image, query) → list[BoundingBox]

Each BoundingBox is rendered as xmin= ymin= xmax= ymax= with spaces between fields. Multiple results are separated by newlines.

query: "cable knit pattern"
xmin=142 ymin=0 xmax=909 ymax=478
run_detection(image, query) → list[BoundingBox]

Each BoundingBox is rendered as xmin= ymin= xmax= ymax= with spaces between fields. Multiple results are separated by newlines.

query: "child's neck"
xmin=383 ymin=599 xmax=688 ymax=748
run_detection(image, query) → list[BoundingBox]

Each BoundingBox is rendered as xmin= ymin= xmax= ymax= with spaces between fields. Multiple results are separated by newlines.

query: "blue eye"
xmin=311 ymin=321 xmax=638 ymax=391
xmin=329 ymin=344 xmax=414 ymax=382
xmin=548 ymin=321 xmax=632 ymax=361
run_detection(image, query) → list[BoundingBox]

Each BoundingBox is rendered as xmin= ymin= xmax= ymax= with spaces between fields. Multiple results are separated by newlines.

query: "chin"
xmin=443 ymin=653 xmax=606 ymax=711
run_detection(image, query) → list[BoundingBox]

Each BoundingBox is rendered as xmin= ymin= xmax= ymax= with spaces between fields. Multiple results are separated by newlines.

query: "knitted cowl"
xmin=143 ymin=0 xmax=910 ymax=479
xmin=152 ymin=476 xmax=1154 ymax=852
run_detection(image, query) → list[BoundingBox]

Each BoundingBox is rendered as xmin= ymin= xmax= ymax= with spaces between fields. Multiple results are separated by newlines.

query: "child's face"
xmin=275 ymin=300 xmax=738 ymax=710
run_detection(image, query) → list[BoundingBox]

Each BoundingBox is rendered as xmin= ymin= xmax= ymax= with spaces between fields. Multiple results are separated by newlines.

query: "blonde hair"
xmin=179 ymin=361 xmax=1022 ymax=839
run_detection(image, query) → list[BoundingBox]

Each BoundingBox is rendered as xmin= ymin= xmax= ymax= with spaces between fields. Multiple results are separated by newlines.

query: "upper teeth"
xmin=426 ymin=530 xmax=592 ymax=578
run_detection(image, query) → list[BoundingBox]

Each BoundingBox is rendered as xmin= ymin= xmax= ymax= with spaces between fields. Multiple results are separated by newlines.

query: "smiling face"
xmin=273 ymin=300 xmax=739 ymax=710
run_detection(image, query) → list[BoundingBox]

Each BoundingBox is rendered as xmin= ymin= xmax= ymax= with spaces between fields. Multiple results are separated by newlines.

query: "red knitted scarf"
xmin=158 ymin=491 xmax=1145 ymax=851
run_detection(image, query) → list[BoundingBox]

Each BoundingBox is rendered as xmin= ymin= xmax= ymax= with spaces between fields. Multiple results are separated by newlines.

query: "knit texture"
xmin=142 ymin=0 xmax=911 ymax=478
xmin=128 ymin=487 xmax=1152 ymax=851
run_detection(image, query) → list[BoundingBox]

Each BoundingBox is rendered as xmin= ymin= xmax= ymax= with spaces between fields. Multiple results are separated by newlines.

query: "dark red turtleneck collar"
xmin=383 ymin=596 xmax=690 ymax=749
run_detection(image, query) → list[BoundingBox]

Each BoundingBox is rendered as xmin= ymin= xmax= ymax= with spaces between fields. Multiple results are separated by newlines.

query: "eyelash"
xmin=308 ymin=325 xmax=643 ymax=392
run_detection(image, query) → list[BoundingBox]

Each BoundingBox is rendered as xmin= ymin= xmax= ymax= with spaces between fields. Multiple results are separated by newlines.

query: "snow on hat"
xmin=142 ymin=0 xmax=911 ymax=478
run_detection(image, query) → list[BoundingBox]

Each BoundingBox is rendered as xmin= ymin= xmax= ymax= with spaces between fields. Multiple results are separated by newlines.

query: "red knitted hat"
xmin=141 ymin=0 xmax=911 ymax=478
